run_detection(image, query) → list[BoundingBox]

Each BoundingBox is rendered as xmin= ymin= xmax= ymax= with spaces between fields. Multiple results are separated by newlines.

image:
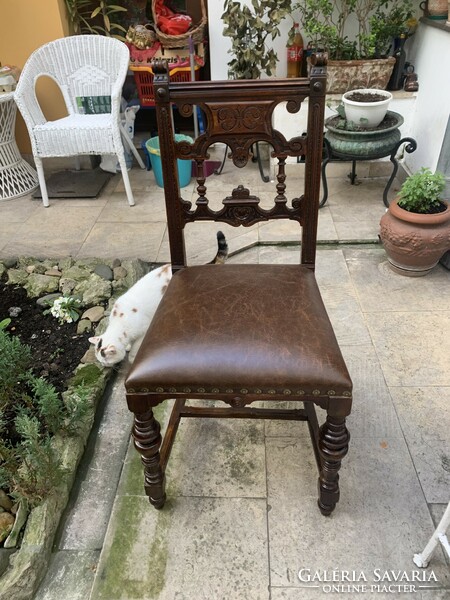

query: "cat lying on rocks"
xmin=89 ymin=231 xmax=228 ymax=366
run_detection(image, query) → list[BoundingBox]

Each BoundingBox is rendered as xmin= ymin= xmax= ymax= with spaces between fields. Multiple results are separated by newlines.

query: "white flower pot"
xmin=342 ymin=89 xmax=392 ymax=128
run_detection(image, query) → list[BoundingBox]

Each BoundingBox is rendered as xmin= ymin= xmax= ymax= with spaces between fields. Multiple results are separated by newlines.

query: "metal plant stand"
xmin=0 ymin=92 xmax=38 ymax=200
xmin=215 ymin=141 xmax=270 ymax=182
xmin=320 ymin=111 xmax=417 ymax=208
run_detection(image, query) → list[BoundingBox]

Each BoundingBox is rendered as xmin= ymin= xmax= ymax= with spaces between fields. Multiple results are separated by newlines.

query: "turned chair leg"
xmin=133 ymin=410 xmax=166 ymax=509
xmin=317 ymin=415 xmax=350 ymax=516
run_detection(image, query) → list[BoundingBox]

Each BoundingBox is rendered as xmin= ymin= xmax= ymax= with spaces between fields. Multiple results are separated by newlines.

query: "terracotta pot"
xmin=326 ymin=57 xmax=396 ymax=94
xmin=424 ymin=0 xmax=448 ymax=19
xmin=379 ymin=198 xmax=450 ymax=276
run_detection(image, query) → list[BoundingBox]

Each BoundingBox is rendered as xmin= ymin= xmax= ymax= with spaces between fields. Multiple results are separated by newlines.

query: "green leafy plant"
xmin=44 ymin=296 xmax=81 ymax=324
xmin=292 ymin=0 xmax=415 ymax=60
xmin=64 ymin=0 xmax=128 ymax=40
xmin=397 ymin=168 xmax=446 ymax=214
xmin=0 ymin=328 xmax=91 ymax=506
xmin=222 ymin=0 xmax=292 ymax=79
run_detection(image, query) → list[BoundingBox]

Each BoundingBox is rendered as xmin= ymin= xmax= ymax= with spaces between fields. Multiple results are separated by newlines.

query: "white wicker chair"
xmin=15 ymin=35 xmax=136 ymax=207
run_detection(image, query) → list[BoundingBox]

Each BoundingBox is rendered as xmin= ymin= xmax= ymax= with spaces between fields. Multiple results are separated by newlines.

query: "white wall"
xmin=403 ymin=22 xmax=450 ymax=174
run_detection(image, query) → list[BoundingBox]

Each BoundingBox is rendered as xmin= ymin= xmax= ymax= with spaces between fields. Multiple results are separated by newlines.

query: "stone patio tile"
xmin=2 ymin=205 xmax=104 ymax=258
xmin=318 ymin=207 xmax=339 ymax=241
xmin=91 ymin=496 xmax=269 ymax=600
xmin=266 ymin=436 xmax=450 ymax=589
xmin=114 ymin=167 xmax=156 ymax=193
xmin=428 ymin=504 xmax=448 ymax=528
xmin=0 ymin=195 xmax=40 ymax=223
xmin=364 ymin=311 xmax=450 ymax=387
xmin=316 ymin=249 xmax=372 ymax=346
xmin=157 ymin=221 xmax=258 ymax=264
xmin=167 ymin=417 xmax=266 ymax=498
xmin=327 ymin=182 xmax=387 ymax=220
xmin=119 ymin=413 xmax=266 ymax=499
xmin=77 ymin=221 xmax=166 ymax=261
xmin=57 ymin=370 xmax=133 ymax=551
xmin=257 ymin=245 xmax=300 ymax=264
xmin=259 ymin=219 xmax=302 ymax=243
xmin=34 ymin=550 xmax=100 ymax=600
xmin=389 ymin=387 xmax=450 ymax=504
xmin=97 ymin=191 xmax=168 ymax=223
xmin=334 ymin=220 xmax=382 ymax=242
xmin=0 ymin=221 xmax=22 ymax=256
xmin=343 ymin=247 xmax=450 ymax=313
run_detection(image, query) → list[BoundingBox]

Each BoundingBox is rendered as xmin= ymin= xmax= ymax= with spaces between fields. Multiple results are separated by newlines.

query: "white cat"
xmin=89 ymin=231 xmax=228 ymax=366
xmin=89 ymin=263 xmax=172 ymax=366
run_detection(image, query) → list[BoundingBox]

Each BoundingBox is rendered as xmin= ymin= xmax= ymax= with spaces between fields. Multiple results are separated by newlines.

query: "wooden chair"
xmin=125 ymin=56 xmax=352 ymax=516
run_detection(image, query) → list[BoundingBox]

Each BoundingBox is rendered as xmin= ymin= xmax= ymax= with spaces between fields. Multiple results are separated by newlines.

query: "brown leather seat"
xmin=127 ymin=265 xmax=352 ymax=397
xmin=125 ymin=56 xmax=352 ymax=516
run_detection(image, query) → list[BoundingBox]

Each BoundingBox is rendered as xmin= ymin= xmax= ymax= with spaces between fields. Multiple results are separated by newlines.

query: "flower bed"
xmin=0 ymin=256 xmax=149 ymax=600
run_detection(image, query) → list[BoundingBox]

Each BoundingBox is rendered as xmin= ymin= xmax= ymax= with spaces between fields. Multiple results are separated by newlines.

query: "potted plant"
xmin=292 ymin=0 xmax=417 ymax=92
xmin=342 ymin=88 xmax=392 ymax=128
xmin=379 ymin=168 xmax=450 ymax=276
xmin=222 ymin=0 xmax=291 ymax=79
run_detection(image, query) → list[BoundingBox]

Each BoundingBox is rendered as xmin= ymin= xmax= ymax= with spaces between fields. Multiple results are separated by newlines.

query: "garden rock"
xmin=58 ymin=257 xmax=74 ymax=271
xmin=0 ymin=491 xmax=13 ymax=512
xmin=4 ymin=501 xmax=28 ymax=549
xmin=2 ymin=258 xmax=17 ymax=269
xmin=74 ymin=274 xmax=112 ymax=306
xmin=59 ymin=277 xmax=77 ymax=295
xmin=36 ymin=293 xmax=61 ymax=308
xmin=112 ymin=258 xmax=121 ymax=268
xmin=121 ymin=258 xmax=147 ymax=288
xmin=113 ymin=265 xmax=127 ymax=280
xmin=61 ymin=265 xmax=91 ymax=282
xmin=0 ymin=264 xmax=5 ymax=278
xmin=80 ymin=346 xmax=97 ymax=364
xmin=94 ymin=264 xmax=113 ymax=281
xmin=0 ymin=513 xmax=14 ymax=543
xmin=24 ymin=274 xmax=59 ymax=298
xmin=7 ymin=269 xmax=28 ymax=286
xmin=44 ymin=269 xmax=62 ymax=278
xmin=81 ymin=306 xmax=105 ymax=323
xmin=8 ymin=306 xmax=22 ymax=318
xmin=77 ymin=319 xmax=92 ymax=335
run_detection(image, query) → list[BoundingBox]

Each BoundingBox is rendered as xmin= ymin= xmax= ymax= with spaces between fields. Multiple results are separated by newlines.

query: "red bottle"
xmin=287 ymin=23 xmax=303 ymax=78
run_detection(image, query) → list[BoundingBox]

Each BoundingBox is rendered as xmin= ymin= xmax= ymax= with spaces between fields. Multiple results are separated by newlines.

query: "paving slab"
xmin=343 ymin=247 xmax=450 ymax=313
xmin=364 ymin=311 xmax=450 ymax=387
xmin=77 ymin=221 xmax=167 ymax=261
xmin=389 ymin=387 xmax=450 ymax=504
xmin=266 ymin=436 xmax=450 ymax=590
xmin=57 ymin=368 xmax=133 ymax=551
xmin=34 ymin=550 xmax=100 ymax=600
xmin=91 ymin=496 xmax=269 ymax=600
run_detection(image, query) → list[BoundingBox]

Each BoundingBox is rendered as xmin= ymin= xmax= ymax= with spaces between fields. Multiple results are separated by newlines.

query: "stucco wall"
xmin=0 ymin=0 xmax=70 ymax=152
xmin=403 ymin=21 xmax=450 ymax=174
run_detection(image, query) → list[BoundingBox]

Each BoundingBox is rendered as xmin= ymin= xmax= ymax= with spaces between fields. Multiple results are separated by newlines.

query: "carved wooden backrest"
xmin=152 ymin=57 xmax=327 ymax=270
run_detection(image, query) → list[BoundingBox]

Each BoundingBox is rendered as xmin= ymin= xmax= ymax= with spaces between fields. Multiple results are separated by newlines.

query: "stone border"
xmin=0 ymin=257 xmax=151 ymax=600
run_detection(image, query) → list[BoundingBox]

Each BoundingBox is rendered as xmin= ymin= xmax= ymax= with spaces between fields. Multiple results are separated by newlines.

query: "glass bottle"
xmin=388 ymin=34 xmax=407 ymax=91
xmin=287 ymin=23 xmax=303 ymax=78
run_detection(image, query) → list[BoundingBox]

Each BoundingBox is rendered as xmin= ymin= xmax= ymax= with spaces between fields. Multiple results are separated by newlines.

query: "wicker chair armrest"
xmin=14 ymin=75 xmax=47 ymax=129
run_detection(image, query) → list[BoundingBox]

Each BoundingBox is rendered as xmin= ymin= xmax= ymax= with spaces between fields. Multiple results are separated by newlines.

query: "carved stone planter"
xmin=379 ymin=199 xmax=450 ymax=276
xmin=327 ymin=57 xmax=396 ymax=94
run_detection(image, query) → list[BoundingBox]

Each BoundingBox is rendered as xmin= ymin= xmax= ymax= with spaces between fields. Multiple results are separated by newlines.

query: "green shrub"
xmin=397 ymin=168 xmax=446 ymax=214
xmin=0 ymin=329 xmax=91 ymax=506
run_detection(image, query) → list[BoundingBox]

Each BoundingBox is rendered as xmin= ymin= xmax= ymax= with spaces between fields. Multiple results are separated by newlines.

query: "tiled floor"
xmin=2 ymin=156 xmax=449 ymax=599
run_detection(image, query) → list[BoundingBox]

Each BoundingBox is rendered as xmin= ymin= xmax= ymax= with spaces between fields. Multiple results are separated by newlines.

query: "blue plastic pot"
xmin=145 ymin=135 xmax=193 ymax=188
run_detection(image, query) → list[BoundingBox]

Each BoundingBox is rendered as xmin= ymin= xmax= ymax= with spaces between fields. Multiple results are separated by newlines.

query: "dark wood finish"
xmin=126 ymin=55 xmax=353 ymax=516
xmin=132 ymin=410 xmax=166 ymax=509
